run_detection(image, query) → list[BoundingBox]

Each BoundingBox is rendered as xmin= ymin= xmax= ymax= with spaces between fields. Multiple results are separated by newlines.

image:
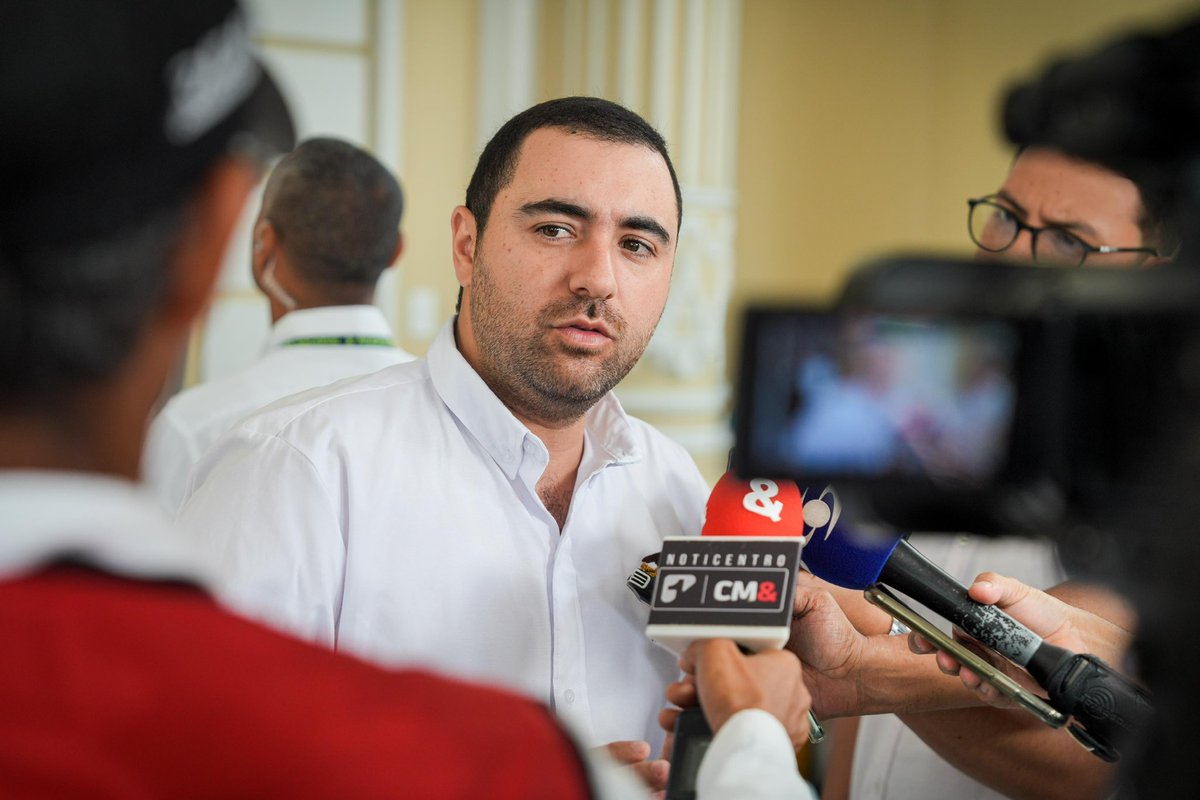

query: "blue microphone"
xmin=799 ymin=486 xmax=1152 ymax=761
xmin=799 ymin=486 xmax=1061 ymax=681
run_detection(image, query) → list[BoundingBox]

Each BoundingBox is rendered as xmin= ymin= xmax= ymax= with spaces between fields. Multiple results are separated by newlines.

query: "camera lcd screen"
xmin=737 ymin=309 xmax=1020 ymax=486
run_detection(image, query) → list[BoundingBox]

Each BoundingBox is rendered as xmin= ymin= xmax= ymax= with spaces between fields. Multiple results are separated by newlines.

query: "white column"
xmin=649 ymin=0 xmax=677 ymax=147
xmin=475 ymin=0 xmax=539 ymax=151
xmin=586 ymin=0 xmax=609 ymax=96
xmin=616 ymin=0 xmax=646 ymax=109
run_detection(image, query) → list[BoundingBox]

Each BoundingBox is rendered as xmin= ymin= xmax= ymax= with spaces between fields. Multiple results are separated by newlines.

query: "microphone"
xmin=798 ymin=499 xmax=1059 ymax=678
xmin=644 ymin=472 xmax=809 ymax=800
xmin=644 ymin=471 xmax=805 ymax=654
xmin=799 ymin=485 xmax=1152 ymax=760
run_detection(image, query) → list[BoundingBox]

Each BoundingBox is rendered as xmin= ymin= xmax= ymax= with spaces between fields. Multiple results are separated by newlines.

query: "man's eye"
xmin=1044 ymin=228 xmax=1088 ymax=257
xmin=992 ymin=205 xmax=1019 ymax=226
xmin=537 ymin=224 xmax=570 ymax=238
xmin=622 ymin=238 xmax=652 ymax=255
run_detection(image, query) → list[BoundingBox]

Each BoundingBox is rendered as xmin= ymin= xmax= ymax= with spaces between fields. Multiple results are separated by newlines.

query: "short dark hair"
xmin=464 ymin=96 xmax=682 ymax=239
xmin=263 ymin=138 xmax=403 ymax=287
xmin=1130 ymin=168 xmax=1183 ymax=258
xmin=0 ymin=202 xmax=188 ymax=404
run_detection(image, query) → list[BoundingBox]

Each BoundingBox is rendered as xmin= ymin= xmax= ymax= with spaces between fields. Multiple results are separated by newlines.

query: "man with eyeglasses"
xmin=808 ymin=144 xmax=1175 ymax=800
xmin=968 ymin=146 xmax=1174 ymax=269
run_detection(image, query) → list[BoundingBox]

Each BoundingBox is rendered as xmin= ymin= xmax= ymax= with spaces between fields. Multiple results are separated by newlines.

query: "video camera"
xmin=731 ymin=12 xmax=1200 ymax=793
xmin=733 ymin=257 xmax=1200 ymax=539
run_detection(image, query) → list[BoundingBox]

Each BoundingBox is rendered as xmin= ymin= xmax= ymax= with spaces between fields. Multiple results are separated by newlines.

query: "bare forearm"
xmin=901 ymin=707 xmax=1115 ymax=800
xmin=826 ymin=635 xmax=986 ymax=717
xmin=892 ymin=580 xmax=1130 ymax=799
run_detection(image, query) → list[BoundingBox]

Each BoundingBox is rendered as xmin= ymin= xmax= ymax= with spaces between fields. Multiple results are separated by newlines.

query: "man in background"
xmin=813 ymin=144 xmax=1172 ymax=800
xmin=143 ymin=136 xmax=415 ymax=514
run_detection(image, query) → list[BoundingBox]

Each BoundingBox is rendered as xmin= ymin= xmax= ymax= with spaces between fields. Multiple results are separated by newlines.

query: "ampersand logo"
xmin=743 ymin=478 xmax=784 ymax=522
xmin=757 ymin=581 xmax=778 ymax=603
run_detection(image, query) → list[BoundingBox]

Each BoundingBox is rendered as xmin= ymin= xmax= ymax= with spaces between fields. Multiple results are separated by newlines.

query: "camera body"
xmin=734 ymin=256 xmax=1200 ymax=536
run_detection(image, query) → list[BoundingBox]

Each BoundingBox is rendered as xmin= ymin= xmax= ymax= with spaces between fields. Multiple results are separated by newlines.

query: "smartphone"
xmin=864 ymin=584 xmax=1068 ymax=728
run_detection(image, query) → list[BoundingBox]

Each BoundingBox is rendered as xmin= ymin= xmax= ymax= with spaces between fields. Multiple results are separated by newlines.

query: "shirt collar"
xmin=426 ymin=318 xmax=643 ymax=481
xmin=263 ymin=305 xmax=395 ymax=352
xmin=0 ymin=471 xmax=220 ymax=588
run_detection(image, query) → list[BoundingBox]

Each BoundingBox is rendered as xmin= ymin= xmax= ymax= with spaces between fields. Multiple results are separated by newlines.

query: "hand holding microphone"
xmin=916 ymin=573 xmax=1134 ymax=703
xmin=797 ymin=493 xmax=1152 ymax=760
xmin=642 ymin=472 xmax=813 ymax=798
xmin=660 ymin=640 xmax=812 ymax=750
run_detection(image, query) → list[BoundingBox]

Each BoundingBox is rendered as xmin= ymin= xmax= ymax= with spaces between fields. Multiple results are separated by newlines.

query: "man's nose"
xmin=569 ymin=238 xmax=617 ymax=300
xmin=1004 ymin=228 xmax=1037 ymax=263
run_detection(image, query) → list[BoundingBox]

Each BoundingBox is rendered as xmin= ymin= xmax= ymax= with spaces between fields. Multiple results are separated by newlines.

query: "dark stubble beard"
xmin=468 ymin=252 xmax=659 ymax=426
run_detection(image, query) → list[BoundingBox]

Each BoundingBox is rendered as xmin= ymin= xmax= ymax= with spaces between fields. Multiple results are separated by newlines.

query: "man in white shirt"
xmin=178 ymin=97 xmax=712 ymax=790
xmin=143 ymin=137 xmax=415 ymax=515
xmin=2 ymin=6 xmax=817 ymax=794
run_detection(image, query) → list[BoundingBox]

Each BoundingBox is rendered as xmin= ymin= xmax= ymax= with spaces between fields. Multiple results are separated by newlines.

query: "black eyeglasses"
xmin=967 ymin=195 xmax=1158 ymax=267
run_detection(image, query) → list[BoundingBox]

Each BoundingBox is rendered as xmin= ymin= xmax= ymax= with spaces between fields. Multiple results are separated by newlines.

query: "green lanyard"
xmin=280 ymin=336 xmax=394 ymax=348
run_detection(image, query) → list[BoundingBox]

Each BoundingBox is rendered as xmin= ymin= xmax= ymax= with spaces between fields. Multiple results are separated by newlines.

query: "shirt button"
xmin=564 ymin=689 xmax=576 ymax=704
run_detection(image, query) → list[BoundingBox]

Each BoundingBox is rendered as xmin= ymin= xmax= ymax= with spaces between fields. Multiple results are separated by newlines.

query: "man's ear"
xmin=251 ymin=218 xmax=277 ymax=282
xmin=450 ymin=206 xmax=478 ymax=288
xmin=161 ymin=158 xmax=258 ymax=331
xmin=384 ymin=231 xmax=405 ymax=271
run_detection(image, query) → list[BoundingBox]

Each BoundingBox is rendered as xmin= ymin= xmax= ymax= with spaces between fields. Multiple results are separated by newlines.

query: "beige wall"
xmin=394 ymin=0 xmax=1197 ymax=379
xmin=393 ymin=0 xmax=479 ymax=355
xmin=387 ymin=0 xmax=1196 ymax=482
xmin=735 ymin=0 xmax=1197 ymax=312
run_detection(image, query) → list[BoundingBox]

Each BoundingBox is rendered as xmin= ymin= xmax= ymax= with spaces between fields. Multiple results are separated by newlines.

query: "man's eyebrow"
xmin=995 ymin=190 xmax=1028 ymax=218
xmin=518 ymin=199 xmax=671 ymax=247
xmin=1040 ymin=214 xmax=1099 ymax=239
xmin=518 ymin=199 xmax=592 ymax=221
xmin=995 ymin=190 xmax=1100 ymax=239
xmin=622 ymin=215 xmax=671 ymax=247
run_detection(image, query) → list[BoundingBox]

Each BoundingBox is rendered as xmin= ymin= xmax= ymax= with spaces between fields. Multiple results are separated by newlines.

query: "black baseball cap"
xmin=1 ymin=0 xmax=296 ymax=248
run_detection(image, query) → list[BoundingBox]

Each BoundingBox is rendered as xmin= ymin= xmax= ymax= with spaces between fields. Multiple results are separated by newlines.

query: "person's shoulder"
xmin=0 ymin=567 xmax=592 ymax=798
xmin=154 ymin=365 xmax=260 ymax=431
xmin=229 ymin=357 xmax=434 ymax=438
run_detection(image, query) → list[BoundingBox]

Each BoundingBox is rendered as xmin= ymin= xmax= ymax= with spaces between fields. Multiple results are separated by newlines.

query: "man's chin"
xmin=534 ymin=366 xmax=623 ymax=406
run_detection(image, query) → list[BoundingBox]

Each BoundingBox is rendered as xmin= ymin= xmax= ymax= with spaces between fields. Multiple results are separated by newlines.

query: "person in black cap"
xmin=0 ymin=2 xmax=820 ymax=796
xmin=0 ymin=2 xmax=593 ymax=795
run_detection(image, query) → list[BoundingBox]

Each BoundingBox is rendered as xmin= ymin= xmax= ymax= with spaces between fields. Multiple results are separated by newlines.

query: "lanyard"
xmin=280 ymin=336 xmax=394 ymax=348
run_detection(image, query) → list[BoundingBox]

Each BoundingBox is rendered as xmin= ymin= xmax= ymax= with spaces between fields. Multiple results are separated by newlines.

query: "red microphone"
xmin=645 ymin=472 xmax=806 ymax=655
xmin=701 ymin=472 xmax=805 ymax=538
xmin=649 ymin=474 xmax=815 ymax=798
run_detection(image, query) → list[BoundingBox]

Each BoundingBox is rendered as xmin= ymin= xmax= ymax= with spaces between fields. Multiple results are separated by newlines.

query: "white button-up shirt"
xmin=177 ymin=319 xmax=710 ymax=749
xmin=143 ymin=305 xmax=415 ymax=515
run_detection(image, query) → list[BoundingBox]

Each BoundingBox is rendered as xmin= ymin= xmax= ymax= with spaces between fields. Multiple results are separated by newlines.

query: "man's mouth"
xmin=558 ymin=316 xmax=613 ymax=338
xmin=553 ymin=316 xmax=614 ymax=348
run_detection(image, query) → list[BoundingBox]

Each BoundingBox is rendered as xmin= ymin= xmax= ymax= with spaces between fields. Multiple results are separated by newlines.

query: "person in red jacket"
xmin=0 ymin=1 xmax=817 ymax=797
xmin=0 ymin=2 xmax=589 ymax=797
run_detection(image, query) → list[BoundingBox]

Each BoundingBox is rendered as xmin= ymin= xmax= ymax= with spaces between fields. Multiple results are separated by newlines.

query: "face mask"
xmin=260 ymin=258 xmax=297 ymax=311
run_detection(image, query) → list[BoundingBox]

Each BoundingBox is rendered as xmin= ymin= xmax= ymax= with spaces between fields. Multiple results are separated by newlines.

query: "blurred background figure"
xmin=143 ymin=136 xmax=414 ymax=514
